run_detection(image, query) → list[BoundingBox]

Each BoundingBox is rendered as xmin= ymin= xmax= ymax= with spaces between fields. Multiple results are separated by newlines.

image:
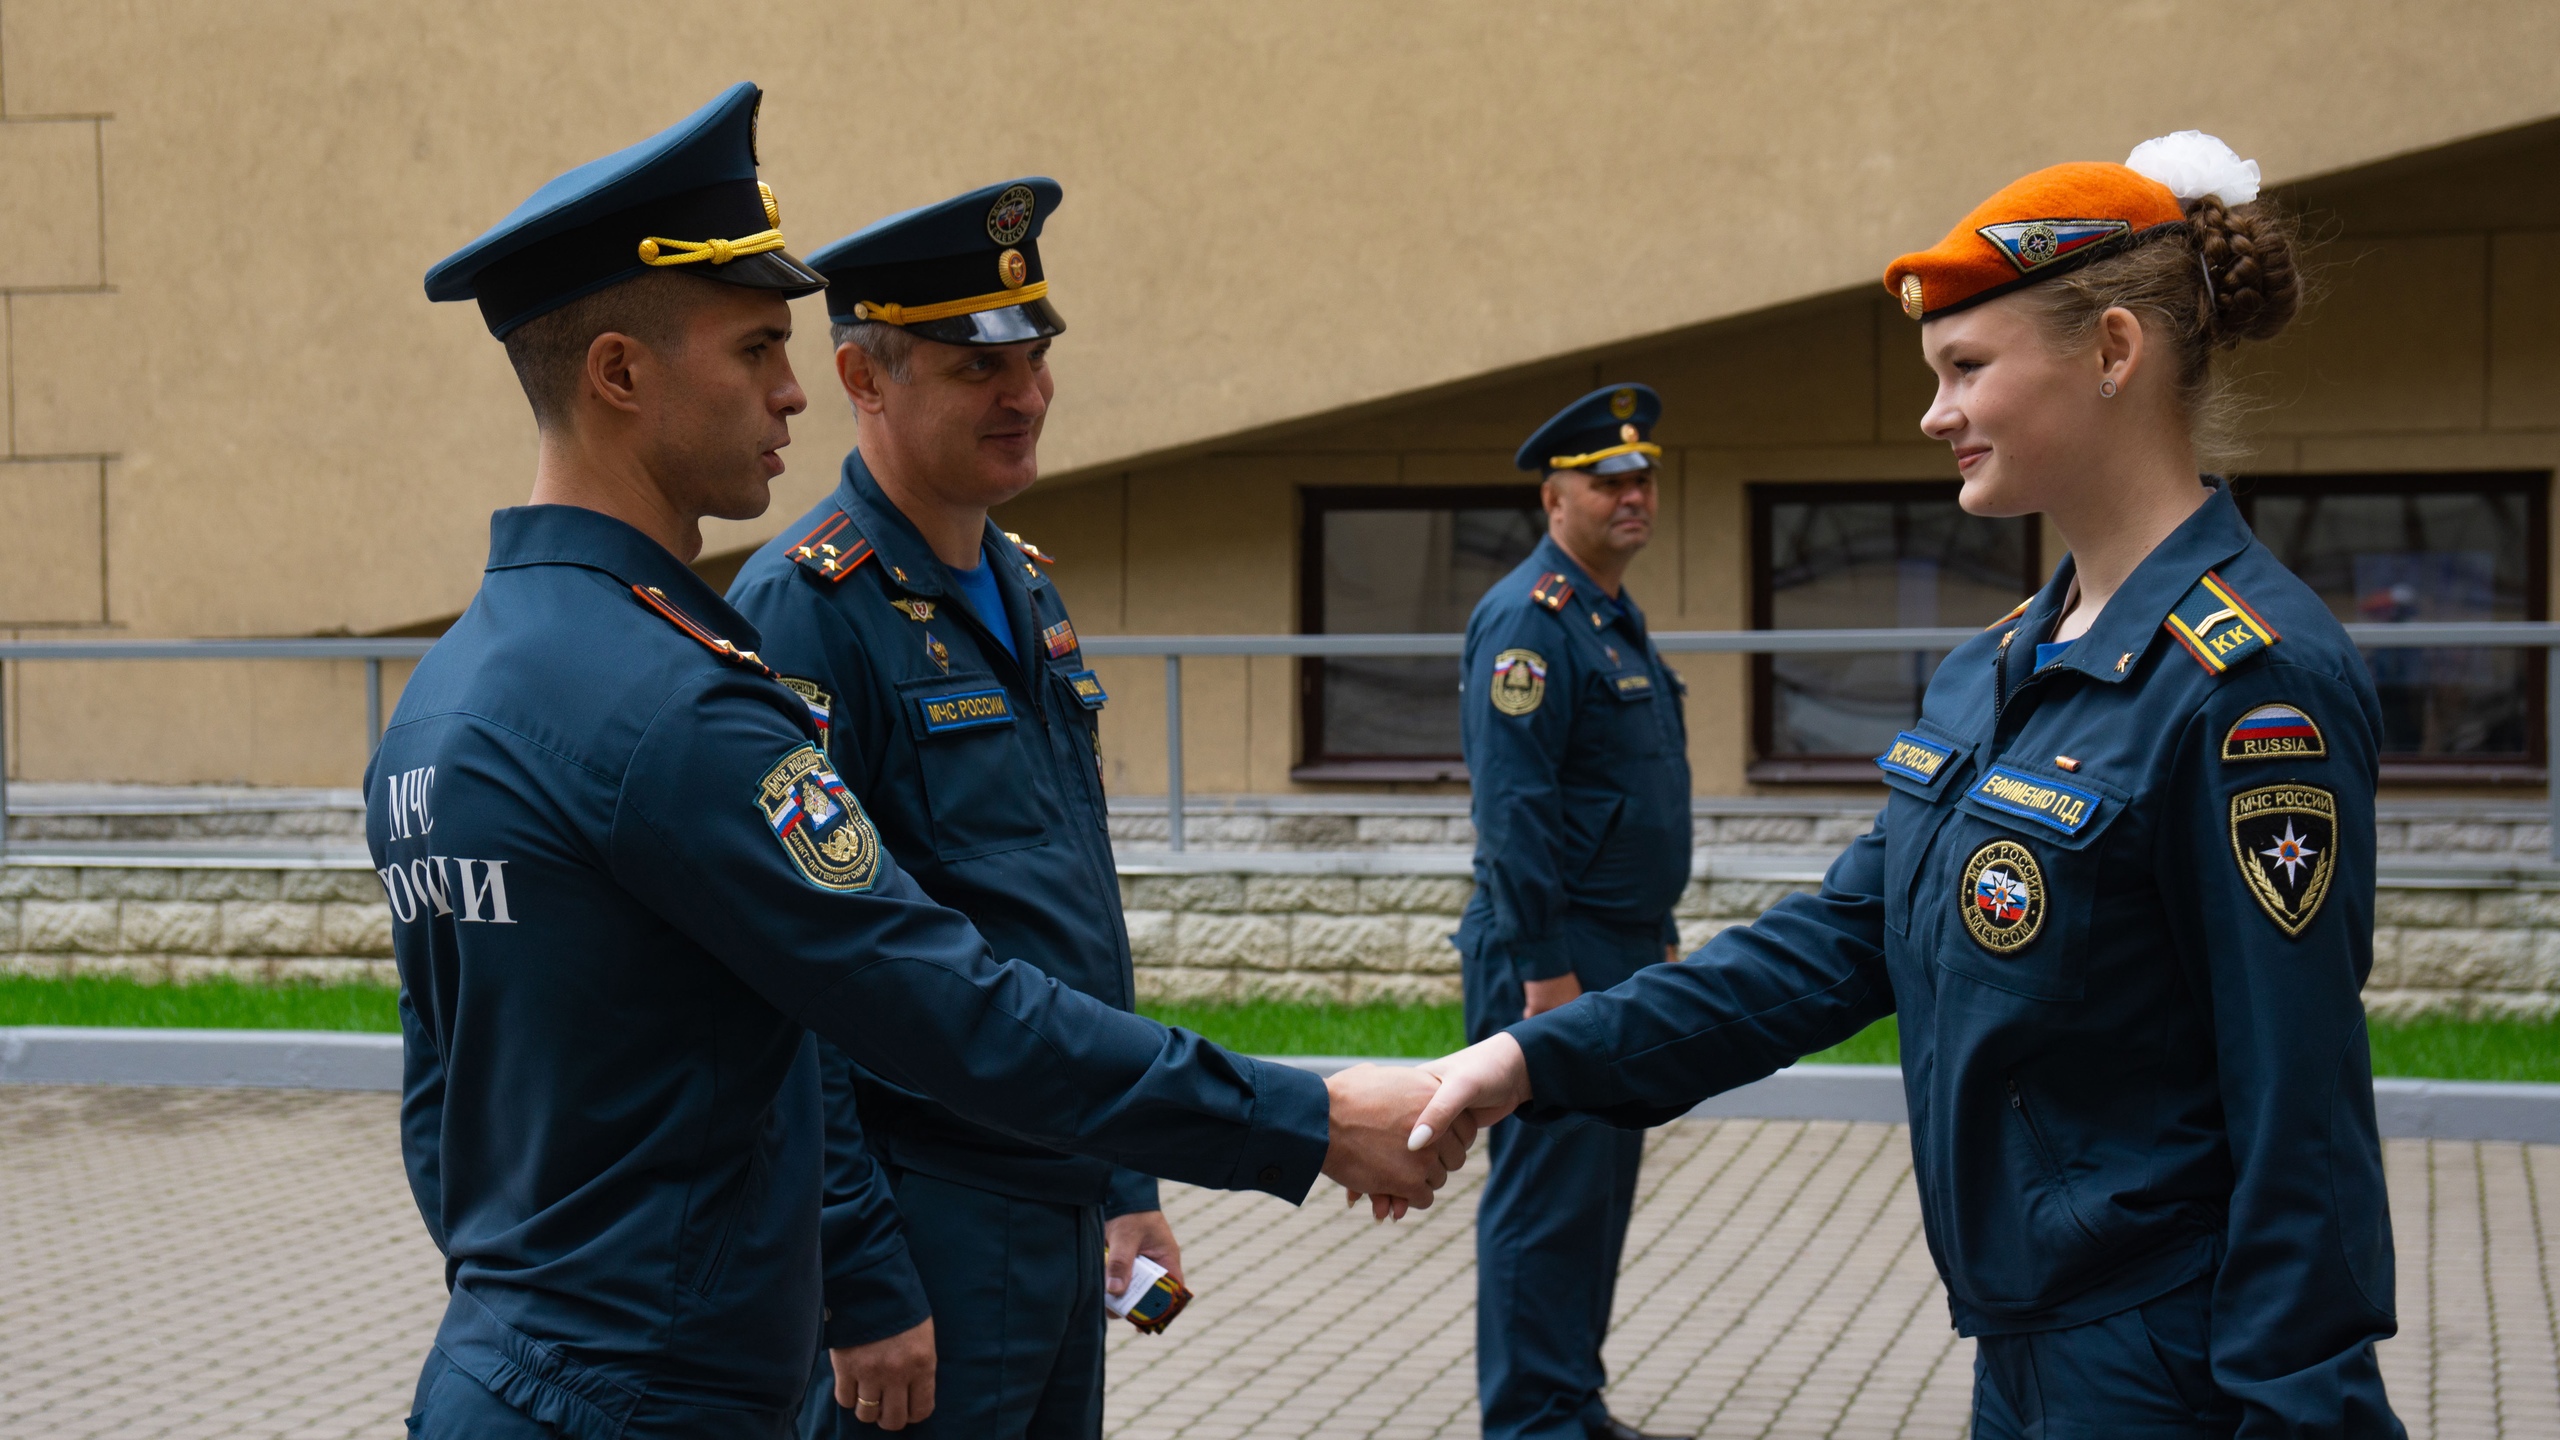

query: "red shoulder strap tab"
xmin=788 ymin=510 xmax=875 ymax=585
xmin=630 ymin=584 xmax=781 ymax=682
xmin=1529 ymin=572 xmax=1573 ymax=612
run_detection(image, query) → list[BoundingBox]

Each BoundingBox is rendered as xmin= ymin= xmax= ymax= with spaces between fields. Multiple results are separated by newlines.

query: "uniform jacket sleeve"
xmin=396 ymin=986 xmax=451 ymax=1263
xmin=810 ymin=1037 xmax=934 ymax=1349
xmin=610 ymin=669 xmax=1333 ymax=1202
xmin=1511 ymin=816 xmax=1898 ymax=1127
xmin=1462 ymin=603 xmax=1579 ymax=980
xmin=2159 ymin=659 xmax=2399 ymax=1438
xmin=1105 ymin=1167 xmax=1162 ymax=1220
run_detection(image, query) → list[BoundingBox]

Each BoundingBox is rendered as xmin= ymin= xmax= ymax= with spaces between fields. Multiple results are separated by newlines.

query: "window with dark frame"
xmin=2232 ymin=472 xmax=2549 ymax=783
xmin=1297 ymin=486 xmax=1545 ymax=781
xmin=1750 ymin=482 xmax=2043 ymax=782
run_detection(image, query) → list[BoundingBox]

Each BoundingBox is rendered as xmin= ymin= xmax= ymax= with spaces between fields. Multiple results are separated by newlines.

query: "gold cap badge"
xmin=1900 ymin=273 xmax=1925 ymax=320
xmin=1620 ymin=422 xmax=1639 ymax=444
xmin=997 ymin=248 xmax=1028 ymax=288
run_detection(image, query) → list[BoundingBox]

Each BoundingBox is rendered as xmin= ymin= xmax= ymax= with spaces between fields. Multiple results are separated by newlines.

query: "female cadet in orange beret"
xmin=1411 ymin=133 xmax=2404 ymax=1438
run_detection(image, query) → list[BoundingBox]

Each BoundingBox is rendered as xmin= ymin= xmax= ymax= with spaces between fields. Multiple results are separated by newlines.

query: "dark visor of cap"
xmin=471 ymin=180 xmax=821 ymax=337
xmin=888 ymin=298 xmax=1063 ymax=345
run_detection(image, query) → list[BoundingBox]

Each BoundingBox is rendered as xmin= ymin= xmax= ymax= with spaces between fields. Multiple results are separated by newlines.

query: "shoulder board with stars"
xmin=1004 ymin=531 xmax=1057 ymax=566
xmin=2164 ymin=570 xmax=2280 ymax=675
xmin=630 ymin=584 xmax=781 ymax=682
xmin=1529 ymin=572 xmax=1574 ymax=612
xmin=786 ymin=510 xmax=875 ymax=585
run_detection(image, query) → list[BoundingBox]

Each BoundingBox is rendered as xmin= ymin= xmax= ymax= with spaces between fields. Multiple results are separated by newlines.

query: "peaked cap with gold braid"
xmin=425 ymin=82 xmax=824 ymax=338
xmin=1514 ymin=384 xmax=1663 ymax=477
xmin=810 ymin=177 xmax=1067 ymax=347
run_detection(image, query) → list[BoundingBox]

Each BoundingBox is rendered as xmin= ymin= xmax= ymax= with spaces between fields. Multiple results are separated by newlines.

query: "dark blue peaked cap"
xmin=425 ymin=82 xmax=824 ymax=338
xmin=809 ymin=177 xmax=1066 ymax=346
xmin=1514 ymin=383 xmax=1665 ymax=476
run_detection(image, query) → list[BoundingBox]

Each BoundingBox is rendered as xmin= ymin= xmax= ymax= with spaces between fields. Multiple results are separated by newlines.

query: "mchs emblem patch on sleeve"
xmin=758 ymin=745 xmax=880 ymax=892
xmin=1490 ymin=649 xmax=1547 ymax=716
xmin=2230 ymin=783 xmax=2338 ymax=937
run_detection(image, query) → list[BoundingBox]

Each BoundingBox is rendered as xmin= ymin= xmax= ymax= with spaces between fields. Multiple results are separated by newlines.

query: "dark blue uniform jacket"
xmin=367 ymin=506 xmax=1328 ymax=1439
xmin=1455 ymin=535 xmax=1692 ymax=993
xmin=727 ymin=452 xmax=1153 ymax=1347
xmin=1508 ymin=484 xmax=2399 ymax=1436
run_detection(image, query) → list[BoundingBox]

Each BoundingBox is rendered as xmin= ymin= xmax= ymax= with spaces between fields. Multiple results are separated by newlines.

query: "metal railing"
xmin=0 ymin=639 xmax=433 ymax=863
xmin=1 ymin=624 xmax=2556 ymax=859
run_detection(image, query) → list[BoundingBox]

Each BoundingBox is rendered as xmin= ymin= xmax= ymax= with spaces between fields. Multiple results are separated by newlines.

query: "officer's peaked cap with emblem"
xmin=425 ymin=82 xmax=825 ymax=339
xmin=1883 ymin=131 xmax=2263 ymax=323
xmin=809 ymin=177 xmax=1066 ymax=345
xmin=1515 ymin=384 xmax=1663 ymax=476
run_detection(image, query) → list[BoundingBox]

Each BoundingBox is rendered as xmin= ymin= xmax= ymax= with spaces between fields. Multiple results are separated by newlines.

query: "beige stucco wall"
xmin=997 ymin=120 xmax=2560 ymax=797
xmin=0 ymin=3 xmax=2555 ymax=784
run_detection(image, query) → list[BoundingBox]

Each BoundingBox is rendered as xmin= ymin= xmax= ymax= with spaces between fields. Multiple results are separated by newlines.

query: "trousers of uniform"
xmin=1969 ymin=1270 xmax=2246 ymax=1440
xmin=799 ymin=1168 xmax=1107 ymax=1440
xmin=1465 ymin=913 xmax=1661 ymax=1440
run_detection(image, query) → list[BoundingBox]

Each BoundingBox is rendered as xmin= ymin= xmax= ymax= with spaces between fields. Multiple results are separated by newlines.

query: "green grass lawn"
xmin=3 ymin=977 xmax=2553 ymax=1082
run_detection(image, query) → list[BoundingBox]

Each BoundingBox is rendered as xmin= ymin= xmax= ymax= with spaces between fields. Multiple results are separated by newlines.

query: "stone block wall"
xmin=0 ymin=865 xmax=394 ymax=984
xmin=3 ymin=855 xmax=2557 ymax=1021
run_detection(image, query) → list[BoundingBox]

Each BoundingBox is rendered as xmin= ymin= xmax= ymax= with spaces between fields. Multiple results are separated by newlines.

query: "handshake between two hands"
xmin=1318 ymin=1031 xmax=1535 ymax=1221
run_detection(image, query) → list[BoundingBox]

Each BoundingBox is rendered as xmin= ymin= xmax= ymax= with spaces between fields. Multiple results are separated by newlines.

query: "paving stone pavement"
xmin=0 ymin=1089 xmax=2552 ymax=1438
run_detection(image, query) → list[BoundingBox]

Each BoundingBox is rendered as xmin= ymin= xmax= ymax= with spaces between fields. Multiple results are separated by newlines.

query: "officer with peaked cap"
xmin=726 ymin=178 xmax=1162 ymax=1439
xmin=387 ymin=84 xmax=1469 ymax=1439
xmin=1456 ymin=384 xmax=1693 ymax=1440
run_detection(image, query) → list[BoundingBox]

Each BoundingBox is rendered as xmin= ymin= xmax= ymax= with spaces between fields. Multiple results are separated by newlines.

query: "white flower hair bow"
xmin=2126 ymin=131 xmax=2261 ymax=206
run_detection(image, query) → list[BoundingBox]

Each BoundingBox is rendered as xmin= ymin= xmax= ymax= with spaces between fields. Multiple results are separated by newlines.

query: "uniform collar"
xmin=836 ymin=448 xmax=1046 ymax=668
xmin=1531 ymin=534 xmax=1646 ymax=636
xmin=834 ymin=449 xmax=959 ymax=596
xmin=485 ymin=504 xmax=760 ymax=642
xmin=2020 ymin=477 xmax=2254 ymax=687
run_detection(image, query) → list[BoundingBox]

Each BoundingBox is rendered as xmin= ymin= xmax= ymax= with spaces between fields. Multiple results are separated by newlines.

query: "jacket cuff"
xmin=1509 ymin=998 xmax=1612 ymax=1122
xmin=1228 ymin=1058 xmax=1332 ymax=1203
xmin=1103 ymin=1166 xmax=1162 ymax=1220
xmin=821 ymin=1246 xmax=934 ymax=1350
xmin=1509 ymin=932 xmax=1571 ymax=981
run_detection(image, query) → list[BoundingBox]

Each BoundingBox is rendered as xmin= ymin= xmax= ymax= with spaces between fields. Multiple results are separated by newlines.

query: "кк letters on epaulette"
xmin=787 ymin=510 xmax=875 ymax=584
xmin=2164 ymin=571 xmax=2279 ymax=675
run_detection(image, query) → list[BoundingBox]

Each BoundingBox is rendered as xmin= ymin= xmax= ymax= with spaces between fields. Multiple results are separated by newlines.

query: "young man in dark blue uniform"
xmin=724 ymin=178 xmax=1171 ymax=1439
xmin=1411 ymin=139 xmax=2402 ymax=1437
xmin=1457 ymin=384 xmax=1693 ymax=1440
xmin=386 ymin=84 xmax=1469 ymax=1440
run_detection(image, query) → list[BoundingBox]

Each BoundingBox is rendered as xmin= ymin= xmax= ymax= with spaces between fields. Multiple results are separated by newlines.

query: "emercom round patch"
xmin=1960 ymin=838 xmax=2046 ymax=954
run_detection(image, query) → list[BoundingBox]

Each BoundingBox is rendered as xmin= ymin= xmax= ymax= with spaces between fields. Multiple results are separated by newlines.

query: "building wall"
xmin=997 ymin=121 xmax=2560 ymax=797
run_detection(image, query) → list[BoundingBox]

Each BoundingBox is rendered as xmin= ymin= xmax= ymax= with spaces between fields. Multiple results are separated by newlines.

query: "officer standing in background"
xmin=726 ymin=178 xmax=1168 ymax=1439
xmin=387 ymin=83 xmax=1468 ymax=1439
xmin=1456 ymin=385 xmax=1693 ymax=1440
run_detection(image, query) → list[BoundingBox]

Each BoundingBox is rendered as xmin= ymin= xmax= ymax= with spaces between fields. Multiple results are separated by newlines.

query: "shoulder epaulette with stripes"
xmin=1985 ymin=598 xmax=2031 ymax=631
xmin=2163 ymin=570 xmax=2280 ymax=675
xmin=787 ymin=510 xmax=875 ymax=585
xmin=630 ymin=584 xmax=781 ymax=682
xmin=1529 ymin=572 xmax=1574 ymax=612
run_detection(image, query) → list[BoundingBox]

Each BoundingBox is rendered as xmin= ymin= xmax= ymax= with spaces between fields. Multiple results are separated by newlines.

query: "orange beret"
xmin=1884 ymin=161 xmax=2186 ymax=321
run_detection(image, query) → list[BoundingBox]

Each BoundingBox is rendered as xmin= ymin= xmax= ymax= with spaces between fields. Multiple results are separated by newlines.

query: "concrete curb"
xmin=6 ymin=1031 xmax=2559 ymax=1143
xmin=0 ymin=1027 xmax=402 ymax=1091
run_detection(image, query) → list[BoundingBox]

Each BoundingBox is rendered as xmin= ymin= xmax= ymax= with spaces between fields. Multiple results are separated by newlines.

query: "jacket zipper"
xmin=2007 ymin=1077 xmax=2104 ymax=1246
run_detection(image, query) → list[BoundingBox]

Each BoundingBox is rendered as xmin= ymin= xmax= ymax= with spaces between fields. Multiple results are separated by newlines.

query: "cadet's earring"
xmin=2099 ymin=376 xmax=2118 ymax=399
